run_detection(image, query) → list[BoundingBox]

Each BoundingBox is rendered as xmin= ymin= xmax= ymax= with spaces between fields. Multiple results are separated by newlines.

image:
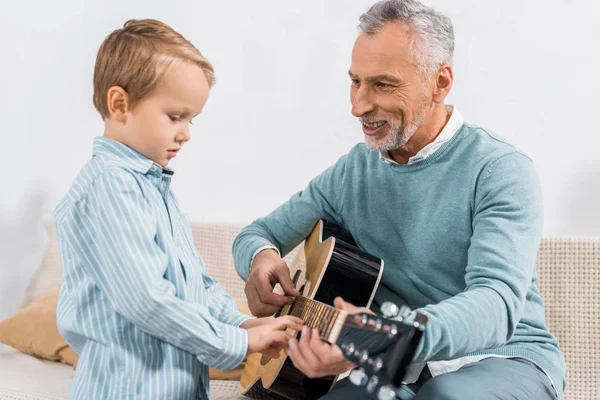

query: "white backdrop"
xmin=0 ymin=0 xmax=599 ymax=320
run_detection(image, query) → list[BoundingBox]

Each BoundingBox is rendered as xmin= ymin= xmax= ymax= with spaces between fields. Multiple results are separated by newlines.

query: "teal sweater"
xmin=233 ymin=124 xmax=566 ymax=394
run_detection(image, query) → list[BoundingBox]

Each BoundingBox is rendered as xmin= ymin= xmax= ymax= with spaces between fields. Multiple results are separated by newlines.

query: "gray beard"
xmin=363 ymin=99 xmax=429 ymax=153
xmin=364 ymin=122 xmax=412 ymax=153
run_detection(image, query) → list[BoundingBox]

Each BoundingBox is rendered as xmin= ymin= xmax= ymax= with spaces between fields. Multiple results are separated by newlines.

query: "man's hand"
xmin=245 ymin=315 xmax=304 ymax=359
xmin=245 ymin=249 xmax=301 ymax=317
xmin=286 ymin=297 xmax=374 ymax=378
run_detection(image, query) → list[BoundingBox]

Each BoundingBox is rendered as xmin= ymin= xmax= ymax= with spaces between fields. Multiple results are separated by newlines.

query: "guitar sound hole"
xmin=298 ymin=284 xmax=306 ymax=296
xmin=292 ymin=269 xmax=301 ymax=285
xmin=260 ymin=354 xmax=271 ymax=366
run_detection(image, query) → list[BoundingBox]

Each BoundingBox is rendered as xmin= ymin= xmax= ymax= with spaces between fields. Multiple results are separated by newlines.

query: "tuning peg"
xmin=380 ymin=302 xmax=399 ymax=318
xmin=377 ymin=385 xmax=397 ymax=400
xmin=382 ymin=323 xmax=398 ymax=336
xmin=359 ymin=350 xmax=369 ymax=363
xmin=372 ymin=357 xmax=384 ymax=372
xmin=341 ymin=342 xmax=355 ymax=357
xmin=398 ymin=305 xmax=412 ymax=319
xmin=349 ymin=368 xmax=368 ymax=386
xmin=366 ymin=375 xmax=380 ymax=393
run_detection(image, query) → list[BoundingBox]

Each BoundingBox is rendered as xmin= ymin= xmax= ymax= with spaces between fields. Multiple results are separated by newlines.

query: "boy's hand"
xmin=239 ymin=316 xmax=276 ymax=330
xmin=245 ymin=315 xmax=304 ymax=358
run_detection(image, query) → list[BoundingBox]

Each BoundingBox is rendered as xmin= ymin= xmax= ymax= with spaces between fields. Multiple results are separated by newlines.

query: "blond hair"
xmin=93 ymin=19 xmax=215 ymax=119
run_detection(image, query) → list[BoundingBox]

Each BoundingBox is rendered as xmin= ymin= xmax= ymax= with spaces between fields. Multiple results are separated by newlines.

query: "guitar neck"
xmin=287 ymin=296 xmax=348 ymax=343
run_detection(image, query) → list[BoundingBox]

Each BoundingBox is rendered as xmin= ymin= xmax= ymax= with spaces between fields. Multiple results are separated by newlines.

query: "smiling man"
xmin=233 ymin=1 xmax=565 ymax=399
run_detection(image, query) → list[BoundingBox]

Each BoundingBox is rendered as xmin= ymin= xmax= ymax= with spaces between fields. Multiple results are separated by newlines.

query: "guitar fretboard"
xmin=287 ymin=296 xmax=348 ymax=343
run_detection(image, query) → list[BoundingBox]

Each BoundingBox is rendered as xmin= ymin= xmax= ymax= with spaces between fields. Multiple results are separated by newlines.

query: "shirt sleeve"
xmin=61 ymin=169 xmax=247 ymax=370
xmin=202 ymin=270 xmax=253 ymax=326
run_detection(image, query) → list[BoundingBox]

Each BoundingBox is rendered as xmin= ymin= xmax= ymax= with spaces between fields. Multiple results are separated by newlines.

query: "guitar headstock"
xmin=336 ymin=302 xmax=427 ymax=399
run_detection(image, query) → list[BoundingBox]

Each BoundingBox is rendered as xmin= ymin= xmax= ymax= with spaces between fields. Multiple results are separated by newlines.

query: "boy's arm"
xmin=61 ymin=170 xmax=246 ymax=370
xmin=202 ymin=271 xmax=253 ymax=326
xmin=233 ymin=154 xmax=348 ymax=281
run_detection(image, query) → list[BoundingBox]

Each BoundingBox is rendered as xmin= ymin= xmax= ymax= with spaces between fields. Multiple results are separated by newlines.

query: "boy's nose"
xmin=177 ymin=129 xmax=191 ymax=143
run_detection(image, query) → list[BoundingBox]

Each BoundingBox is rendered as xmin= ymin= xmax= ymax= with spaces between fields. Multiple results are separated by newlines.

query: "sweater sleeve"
xmin=411 ymin=152 xmax=544 ymax=362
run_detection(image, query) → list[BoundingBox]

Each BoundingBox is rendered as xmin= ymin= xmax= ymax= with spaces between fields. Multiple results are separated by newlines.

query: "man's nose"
xmin=351 ymin=86 xmax=376 ymax=117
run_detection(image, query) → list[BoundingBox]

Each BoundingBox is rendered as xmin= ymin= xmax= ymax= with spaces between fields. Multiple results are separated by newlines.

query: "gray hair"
xmin=359 ymin=0 xmax=455 ymax=79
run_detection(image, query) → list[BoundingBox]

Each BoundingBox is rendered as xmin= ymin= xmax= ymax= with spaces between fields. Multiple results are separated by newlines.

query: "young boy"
xmin=53 ymin=19 xmax=303 ymax=399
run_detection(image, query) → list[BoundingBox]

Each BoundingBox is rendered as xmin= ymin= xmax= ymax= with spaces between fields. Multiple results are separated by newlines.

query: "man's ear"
xmin=106 ymin=86 xmax=130 ymax=122
xmin=432 ymin=64 xmax=453 ymax=104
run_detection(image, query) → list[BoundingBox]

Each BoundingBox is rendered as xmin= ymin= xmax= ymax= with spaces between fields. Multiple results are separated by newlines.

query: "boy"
xmin=53 ymin=19 xmax=303 ymax=399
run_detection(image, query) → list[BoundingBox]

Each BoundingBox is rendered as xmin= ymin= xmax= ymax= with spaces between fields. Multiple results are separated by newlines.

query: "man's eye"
xmin=351 ymin=79 xmax=360 ymax=87
xmin=375 ymin=82 xmax=392 ymax=89
xmin=169 ymin=115 xmax=181 ymax=122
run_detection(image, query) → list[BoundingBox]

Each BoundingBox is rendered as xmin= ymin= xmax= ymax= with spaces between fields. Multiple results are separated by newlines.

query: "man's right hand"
xmin=245 ymin=249 xmax=301 ymax=317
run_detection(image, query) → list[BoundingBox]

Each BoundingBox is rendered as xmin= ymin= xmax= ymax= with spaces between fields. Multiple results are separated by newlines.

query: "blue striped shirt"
xmin=53 ymin=137 xmax=250 ymax=399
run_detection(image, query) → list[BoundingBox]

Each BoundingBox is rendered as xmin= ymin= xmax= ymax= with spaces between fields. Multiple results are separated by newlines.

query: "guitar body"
xmin=239 ymin=220 xmax=384 ymax=400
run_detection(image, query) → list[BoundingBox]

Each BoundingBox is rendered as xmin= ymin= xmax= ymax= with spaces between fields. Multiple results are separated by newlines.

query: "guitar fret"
xmin=314 ymin=302 xmax=322 ymax=330
xmin=311 ymin=303 xmax=320 ymax=329
xmin=323 ymin=304 xmax=331 ymax=337
xmin=288 ymin=296 xmax=348 ymax=343
xmin=317 ymin=305 xmax=328 ymax=338
xmin=313 ymin=302 xmax=321 ymax=332
xmin=317 ymin=303 xmax=326 ymax=336
xmin=305 ymin=299 xmax=314 ymax=329
xmin=325 ymin=308 xmax=337 ymax=341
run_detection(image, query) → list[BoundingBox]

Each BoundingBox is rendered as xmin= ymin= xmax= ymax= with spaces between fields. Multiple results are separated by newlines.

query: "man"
xmin=233 ymin=1 xmax=565 ymax=399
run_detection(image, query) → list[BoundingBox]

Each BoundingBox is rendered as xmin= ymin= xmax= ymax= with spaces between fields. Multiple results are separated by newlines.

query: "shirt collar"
xmin=380 ymin=105 xmax=464 ymax=165
xmin=92 ymin=136 xmax=173 ymax=176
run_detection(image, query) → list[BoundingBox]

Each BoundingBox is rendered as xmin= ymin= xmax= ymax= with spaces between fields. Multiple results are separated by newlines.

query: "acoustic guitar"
xmin=239 ymin=220 xmax=427 ymax=399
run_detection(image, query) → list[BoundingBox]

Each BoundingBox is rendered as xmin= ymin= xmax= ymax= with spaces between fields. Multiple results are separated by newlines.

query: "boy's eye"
xmin=169 ymin=115 xmax=181 ymax=122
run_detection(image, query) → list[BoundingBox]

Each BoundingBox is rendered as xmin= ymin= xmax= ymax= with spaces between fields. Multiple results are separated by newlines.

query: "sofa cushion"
xmin=2 ymin=286 xmax=253 ymax=380
xmin=0 ymin=289 xmax=77 ymax=365
xmin=19 ymin=218 xmax=64 ymax=309
xmin=0 ymin=346 xmax=244 ymax=400
xmin=536 ymin=236 xmax=600 ymax=400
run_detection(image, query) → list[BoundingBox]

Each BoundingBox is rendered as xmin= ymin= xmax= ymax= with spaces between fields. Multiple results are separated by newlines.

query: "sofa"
xmin=0 ymin=220 xmax=598 ymax=400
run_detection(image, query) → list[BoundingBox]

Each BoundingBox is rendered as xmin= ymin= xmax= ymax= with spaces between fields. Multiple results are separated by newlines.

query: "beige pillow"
xmin=0 ymin=289 xmax=77 ymax=365
xmin=0 ymin=291 xmax=252 ymax=380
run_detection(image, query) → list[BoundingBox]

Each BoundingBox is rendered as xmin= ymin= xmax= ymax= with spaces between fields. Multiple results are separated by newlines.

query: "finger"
xmin=271 ymin=317 xmax=304 ymax=334
xmin=297 ymin=327 xmax=323 ymax=367
xmin=275 ymin=265 xmax=301 ymax=296
xmin=307 ymin=329 xmax=353 ymax=375
xmin=276 ymin=315 xmax=304 ymax=330
xmin=287 ymin=338 xmax=314 ymax=377
xmin=309 ymin=329 xmax=345 ymax=368
xmin=268 ymin=330 xmax=297 ymax=347
xmin=309 ymin=329 xmax=343 ymax=364
xmin=333 ymin=296 xmax=373 ymax=315
xmin=247 ymin=283 xmax=281 ymax=316
xmin=256 ymin=273 xmax=295 ymax=307
xmin=333 ymin=297 xmax=345 ymax=309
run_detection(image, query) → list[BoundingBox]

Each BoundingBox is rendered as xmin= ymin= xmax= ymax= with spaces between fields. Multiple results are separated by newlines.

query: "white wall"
xmin=1 ymin=0 xmax=599 ymax=320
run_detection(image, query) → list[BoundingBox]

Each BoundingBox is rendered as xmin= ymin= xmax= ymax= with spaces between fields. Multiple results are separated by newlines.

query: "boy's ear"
xmin=106 ymin=86 xmax=130 ymax=122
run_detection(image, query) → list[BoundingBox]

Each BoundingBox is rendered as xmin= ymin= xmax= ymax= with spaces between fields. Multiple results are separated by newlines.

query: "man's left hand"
xmin=286 ymin=297 xmax=373 ymax=378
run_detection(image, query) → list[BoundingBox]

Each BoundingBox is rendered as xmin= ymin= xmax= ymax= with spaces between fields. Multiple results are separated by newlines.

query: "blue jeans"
xmin=320 ymin=358 xmax=557 ymax=400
